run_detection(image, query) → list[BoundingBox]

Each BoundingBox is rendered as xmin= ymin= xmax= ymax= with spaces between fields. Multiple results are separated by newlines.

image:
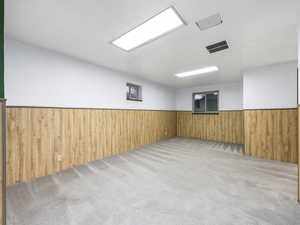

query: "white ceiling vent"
xmin=196 ymin=13 xmax=223 ymax=31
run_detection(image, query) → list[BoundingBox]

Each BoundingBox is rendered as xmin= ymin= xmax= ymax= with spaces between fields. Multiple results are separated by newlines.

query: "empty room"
xmin=0 ymin=0 xmax=300 ymax=224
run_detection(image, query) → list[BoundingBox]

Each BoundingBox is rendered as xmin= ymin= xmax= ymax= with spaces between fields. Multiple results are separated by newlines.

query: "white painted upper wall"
xmin=6 ymin=38 xmax=297 ymax=111
xmin=5 ymin=38 xmax=176 ymax=110
xmin=176 ymin=82 xmax=243 ymax=111
xmin=243 ymin=61 xmax=297 ymax=109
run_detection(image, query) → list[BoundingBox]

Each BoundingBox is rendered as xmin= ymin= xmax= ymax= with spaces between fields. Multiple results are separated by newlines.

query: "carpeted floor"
xmin=7 ymin=137 xmax=300 ymax=225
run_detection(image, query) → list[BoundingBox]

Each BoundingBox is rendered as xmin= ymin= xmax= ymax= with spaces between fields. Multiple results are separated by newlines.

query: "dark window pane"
xmin=206 ymin=93 xmax=218 ymax=112
xmin=127 ymin=83 xmax=142 ymax=101
xmin=194 ymin=94 xmax=205 ymax=112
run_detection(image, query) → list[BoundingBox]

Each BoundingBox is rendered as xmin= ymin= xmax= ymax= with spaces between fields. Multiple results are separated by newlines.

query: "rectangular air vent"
xmin=196 ymin=14 xmax=222 ymax=31
xmin=206 ymin=40 xmax=229 ymax=54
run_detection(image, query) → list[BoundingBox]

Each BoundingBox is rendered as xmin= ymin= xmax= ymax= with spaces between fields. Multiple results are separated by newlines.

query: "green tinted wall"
xmin=0 ymin=0 xmax=4 ymax=98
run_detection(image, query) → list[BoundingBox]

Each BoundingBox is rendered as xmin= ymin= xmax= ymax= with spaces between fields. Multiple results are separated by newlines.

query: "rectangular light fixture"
xmin=112 ymin=7 xmax=185 ymax=51
xmin=175 ymin=66 xmax=219 ymax=78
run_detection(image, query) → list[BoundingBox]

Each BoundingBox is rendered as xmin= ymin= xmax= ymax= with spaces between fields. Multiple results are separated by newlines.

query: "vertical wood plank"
xmin=244 ymin=109 xmax=297 ymax=163
xmin=177 ymin=111 xmax=244 ymax=144
xmin=298 ymin=106 xmax=300 ymax=202
xmin=7 ymin=107 xmax=177 ymax=185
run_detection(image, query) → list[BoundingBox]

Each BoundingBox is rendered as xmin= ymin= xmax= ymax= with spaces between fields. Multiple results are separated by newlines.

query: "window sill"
xmin=192 ymin=111 xmax=219 ymax=115
xmin=127 ymin=98 xmax=143 ymax=102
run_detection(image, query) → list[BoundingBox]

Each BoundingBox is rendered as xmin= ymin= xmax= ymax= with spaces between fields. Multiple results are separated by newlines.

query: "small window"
xmin=192 ymin=91 xmax=219 ymax=113
xmin=127 ymin=83 xmax=142 ymax=101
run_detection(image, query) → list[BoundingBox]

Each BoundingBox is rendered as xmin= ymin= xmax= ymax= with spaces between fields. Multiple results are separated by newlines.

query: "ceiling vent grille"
xmin=206 ymin=40 xmax=229 ymax=54
xmin=196 ymin=14 xmax=223 ymax=31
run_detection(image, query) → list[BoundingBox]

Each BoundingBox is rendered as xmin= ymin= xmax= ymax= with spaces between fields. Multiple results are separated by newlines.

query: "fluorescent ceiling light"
xmin=112 ymin=7 xmax=185 ymax=51
xmin=175 ymin=66 xmax=219 ymax=78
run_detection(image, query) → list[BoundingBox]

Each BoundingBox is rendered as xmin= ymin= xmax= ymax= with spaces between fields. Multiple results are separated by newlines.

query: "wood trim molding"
xmin=7 ymin=105 xmax=176 ymax=112
xmin=176 ymin=109 xmax=243 ymax=112
xmin=244 ymin=108 xmax=297 ymax=111
xmin=176 ymin=108 xmax=297 ymax=112
xmin=9 ymin=107 xmax=297 ymax=112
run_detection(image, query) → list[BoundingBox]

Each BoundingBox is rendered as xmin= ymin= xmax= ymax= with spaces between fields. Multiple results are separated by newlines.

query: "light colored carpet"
xmin=7 ymin=137 xmax=300 ymax=225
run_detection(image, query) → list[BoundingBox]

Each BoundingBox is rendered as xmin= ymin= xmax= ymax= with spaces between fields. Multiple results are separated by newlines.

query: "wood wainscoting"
xmin=7 ymin=107 xmax=177 ymax=185
xmin=244 ymin=109 xmax=298 ymax=163
xmin=298 ymin=106 xmax=300 ymax=202
xmin=7 ymin=107 xmax=299 ymax=185
xmin=177 ymin=111 xmax=244 ymax=144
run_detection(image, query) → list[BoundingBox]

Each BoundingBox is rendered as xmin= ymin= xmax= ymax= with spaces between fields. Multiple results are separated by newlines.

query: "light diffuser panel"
xmin=175 ymin=66 xmax=219 ymax=78
xmin=112 ymin=7 xmax=185 ymax=51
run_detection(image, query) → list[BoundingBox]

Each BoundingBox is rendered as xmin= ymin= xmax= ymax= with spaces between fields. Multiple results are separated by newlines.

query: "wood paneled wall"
xmin=0 ymin=102 xmax=4 ymax=225
xmin=177 ymin=111 xmax=244 ymax=144
xmin=7 ymin=107 xmax=177 ymax=185
xmin=7 ymin=107 xmax=299 ymax=186
xmin=298 ymin=106 xmax=300 ymax=202
xmin=244 ymin=109 xmax=298 ymax=163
